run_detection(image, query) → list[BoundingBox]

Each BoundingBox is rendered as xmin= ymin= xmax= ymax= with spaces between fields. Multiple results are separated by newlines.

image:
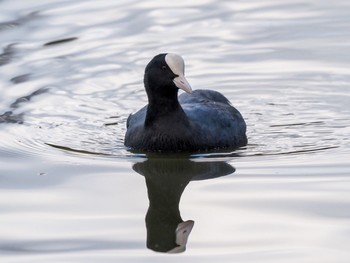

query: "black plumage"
xmin=124 ymin=53 xmax=247 ymax=152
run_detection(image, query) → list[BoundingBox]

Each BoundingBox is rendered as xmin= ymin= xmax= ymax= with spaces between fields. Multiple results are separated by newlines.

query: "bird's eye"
xmin=162 ymin=65 xmax=167 ymax=70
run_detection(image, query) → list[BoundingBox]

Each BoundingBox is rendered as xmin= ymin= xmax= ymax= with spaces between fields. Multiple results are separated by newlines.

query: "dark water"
xmin=1 ymin=0 xmax=350 ymax=262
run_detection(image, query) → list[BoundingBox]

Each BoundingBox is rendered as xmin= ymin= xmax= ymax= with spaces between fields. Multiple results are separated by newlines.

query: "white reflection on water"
xmin=1 ymin=0 xmax=350 ymax=262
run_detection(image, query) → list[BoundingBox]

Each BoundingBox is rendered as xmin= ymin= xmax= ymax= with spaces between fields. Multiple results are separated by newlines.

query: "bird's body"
xmin=124 ymin=53 xmax=247 ymax=152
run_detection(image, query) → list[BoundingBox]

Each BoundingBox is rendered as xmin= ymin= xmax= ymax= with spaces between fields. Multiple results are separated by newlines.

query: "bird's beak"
xmin=173 ymin=74 xmax=192 ymax=94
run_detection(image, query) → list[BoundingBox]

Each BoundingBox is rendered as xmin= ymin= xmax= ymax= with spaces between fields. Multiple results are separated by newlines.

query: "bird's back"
xmin=179 ymin=89 xmax=247 ymax=149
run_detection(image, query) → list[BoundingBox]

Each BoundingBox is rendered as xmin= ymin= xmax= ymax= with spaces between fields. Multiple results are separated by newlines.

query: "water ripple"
xmin=0 ymin=0 xmax=348 ymax=161
xmin=1 ymin=1 xmax=350 ymax=260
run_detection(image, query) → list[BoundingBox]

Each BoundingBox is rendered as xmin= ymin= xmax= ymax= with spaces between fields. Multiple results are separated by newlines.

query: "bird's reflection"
xmin=132 ymin=156 xmax=235 ymax=253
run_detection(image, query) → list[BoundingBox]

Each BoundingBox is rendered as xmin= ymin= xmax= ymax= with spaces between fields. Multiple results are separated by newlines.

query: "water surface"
xmin=1 ymin=0 xmax=350 ymax=262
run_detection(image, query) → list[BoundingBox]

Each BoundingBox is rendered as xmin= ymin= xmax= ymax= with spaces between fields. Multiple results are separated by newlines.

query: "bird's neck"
xmin=145 ymin=91 xmax=189 ymax=128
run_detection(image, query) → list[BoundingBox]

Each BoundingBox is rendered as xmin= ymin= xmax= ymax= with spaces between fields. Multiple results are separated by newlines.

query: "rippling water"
xmin=1 ymin=0 xmax=350 ymax=262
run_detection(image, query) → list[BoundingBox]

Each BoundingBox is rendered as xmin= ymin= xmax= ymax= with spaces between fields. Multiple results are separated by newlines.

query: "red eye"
xmin=162 ymin=65 xmax=167 ymax=70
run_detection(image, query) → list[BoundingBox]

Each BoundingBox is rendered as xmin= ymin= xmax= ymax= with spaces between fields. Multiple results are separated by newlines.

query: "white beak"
xmin=165 ymin=53 xmax=192 ymax=94
xmin=173 ymin=74 xmax=192 ymax=93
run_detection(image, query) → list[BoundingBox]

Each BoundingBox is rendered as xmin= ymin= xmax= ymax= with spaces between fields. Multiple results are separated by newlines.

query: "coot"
xmin=124 ymin=53 xmax=247 ymax=152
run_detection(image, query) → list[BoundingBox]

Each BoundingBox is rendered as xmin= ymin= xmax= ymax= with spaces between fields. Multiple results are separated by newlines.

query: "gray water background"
xmin=1 ymin=0 xmax=350 ymax=262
